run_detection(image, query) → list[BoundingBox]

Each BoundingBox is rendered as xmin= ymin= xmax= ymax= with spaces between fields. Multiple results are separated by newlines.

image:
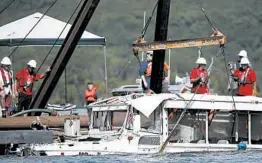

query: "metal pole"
xmin=168 ymin=48 xmax=171 ymax=84
xmin=248 ymin=112 xmax=251 ymax=145
xmin=141 ymin=11 xmax=146 ymax=61
xmin=104 ymin=46 xmax=108 ymax=97
xmin=64 ymin=66 xmax=67 ymax=103
xmin=205 ymin=111 xmax=209 ymax=144
xmin=29 ymin=0 xmax=101 ymax=110
xmin=150 ymin=0 xmax=171 ymax=93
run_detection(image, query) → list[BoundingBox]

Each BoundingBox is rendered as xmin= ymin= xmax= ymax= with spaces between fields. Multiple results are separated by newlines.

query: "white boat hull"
xmin=30 ymin=141 xmax=262 ymax=156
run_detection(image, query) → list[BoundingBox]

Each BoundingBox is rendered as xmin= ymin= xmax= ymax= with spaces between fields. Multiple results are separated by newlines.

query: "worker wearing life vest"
xmin=85 ymin=82 xmax=98 ymax=129
xmin=190 ymin=57 xmax=209 ymax=94
xmin=14 ymin=60 xmax=50 ymax=114
xmin=232 ymin=57 xmax=257 ymax=134
xmin=0 ymin=57 xmax=15 ymax=117
xmin=85 ymin=82 xmax=98 ymax=105
xmin=189 ymin=57 xmax=215 ymax=125
xmin=139 ymin=51 xmax=153 ymax=94
xmin=232 ymin=57 xmax=257 ymax=96
xmin=139 ymin=51 xmax=170 ymax=94
xmin=228 ymin=50 xmax=251 ymax=95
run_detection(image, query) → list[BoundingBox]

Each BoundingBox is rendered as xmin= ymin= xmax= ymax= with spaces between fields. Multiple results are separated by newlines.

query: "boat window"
xmin=92 ymin=111 xmax=126 ymax=131
xmin=125 ymin=107 xmax=162 ymax=134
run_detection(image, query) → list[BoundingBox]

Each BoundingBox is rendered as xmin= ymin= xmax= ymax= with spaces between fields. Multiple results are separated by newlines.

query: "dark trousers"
xmin=16 ymin=93 xmax=32 ymax=114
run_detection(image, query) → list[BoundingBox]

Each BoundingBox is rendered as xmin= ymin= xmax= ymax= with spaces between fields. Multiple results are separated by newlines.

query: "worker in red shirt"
xmin=232 ymin=57 xmax=257 ymax=96
xmin=232 ymin=57 xmax=257 ymax=136
xmin=85 ymin=82 xmax=98 ymax=129
xmin=189 ymin=57 xmax=215 ymax=125
xmin=190 ymin=57 xmax=209 ymax=94
xmin=0 ymin=57 xmax=15 ymax=117
xmin=14 ymin=60 xmax=50 ymax=114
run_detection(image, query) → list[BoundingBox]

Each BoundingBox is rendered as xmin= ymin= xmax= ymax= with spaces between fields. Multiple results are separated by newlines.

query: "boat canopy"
xmin=129 ymin=93 xmax=262 ymax=118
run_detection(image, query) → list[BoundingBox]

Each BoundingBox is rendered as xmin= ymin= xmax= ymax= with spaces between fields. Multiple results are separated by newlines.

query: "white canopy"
xmin=129 ymin=93 xmax=262 ymax=118
xmin=0 ymin=12 xmax=106 ymax=46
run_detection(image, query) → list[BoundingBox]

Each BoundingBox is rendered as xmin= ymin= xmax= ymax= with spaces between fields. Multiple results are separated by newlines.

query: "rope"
xmin=8 ymin=0 xmax=59 ymax=58
xmin=0 ymin=0 xmax=16 ymax=16
xmin=159 ymin=86 xmax=200 ymax=152
xmin=140 ymin=0 xmax=160 ymax=39
xmin=36 ymin=0 xmax=84 ymax=73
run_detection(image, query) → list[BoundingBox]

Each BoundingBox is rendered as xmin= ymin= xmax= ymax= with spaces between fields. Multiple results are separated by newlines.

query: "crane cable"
xmin=134 ymin=0 xmax=160 ymax=64
xmin=35 ymin=0 xmax=84 ymax=104
xmin=36 ymin=0 xmax=84 ymax=73
xmin=0 ymin=0 xmax=16 ymax=16
xmin=140 ymin=0 xmax=160 ymax=39
xmin=8 ymin=0 xmax=59 ymax=58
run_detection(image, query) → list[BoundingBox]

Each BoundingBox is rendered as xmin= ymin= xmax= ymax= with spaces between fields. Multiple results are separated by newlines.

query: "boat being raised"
xmin=24 ymin=93 xmax=262 ymax=156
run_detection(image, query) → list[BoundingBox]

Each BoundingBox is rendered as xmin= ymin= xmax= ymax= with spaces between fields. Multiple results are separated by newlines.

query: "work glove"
xmin=45 ymin=67 xmax=51 ymax=74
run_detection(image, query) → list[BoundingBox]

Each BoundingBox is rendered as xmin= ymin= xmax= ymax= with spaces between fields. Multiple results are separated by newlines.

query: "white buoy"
xmin=64 ymin=117 xmax=81 ymax=137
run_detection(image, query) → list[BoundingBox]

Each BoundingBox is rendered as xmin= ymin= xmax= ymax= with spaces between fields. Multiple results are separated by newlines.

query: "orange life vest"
xmin=85 ymin=86 xmax=98 ymax=102
xmin=145 ymin=62 xmax=169 ymax=78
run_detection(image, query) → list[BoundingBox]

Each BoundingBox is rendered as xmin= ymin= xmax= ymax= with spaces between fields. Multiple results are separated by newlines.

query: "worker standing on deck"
xmin=14 ymin=60 xmax=50 ymax=115
xmin=228 ymin=50 xmax=250 ymax=95
xmin=85 ymin=82 xmax=98 ymax=128
xmin=139 ymin=51 xmax=153 ymax=94
xmin=232 ymin=57 xmax=257 ymax=135
xmin=189 ymin=57 xmax=215 ymax=124
xmin=190 ymin=57 xmax=209 ymax=94
xmin=0 ymin=57 xmax=15 ymax=118
xmin=139 ymin=51 xmax=170 ymax=94
xmin=232 ymin=57 xmax=257 ymax=96
xmin=85 ymin=82 xmax=98 ymax=105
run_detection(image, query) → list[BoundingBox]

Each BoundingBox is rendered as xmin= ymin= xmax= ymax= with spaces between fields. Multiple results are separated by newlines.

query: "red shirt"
xmin=15 ymin=68 xmax=41 ymax=95
xmin=190 ymin=68 xmax=209 ymax=94
xmin=233 ymin=68 xmax=256 ymax=96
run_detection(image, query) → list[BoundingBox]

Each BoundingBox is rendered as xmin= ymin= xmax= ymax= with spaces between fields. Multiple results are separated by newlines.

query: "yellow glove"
xmin=252 ymin=89 xmax=258 ymax=96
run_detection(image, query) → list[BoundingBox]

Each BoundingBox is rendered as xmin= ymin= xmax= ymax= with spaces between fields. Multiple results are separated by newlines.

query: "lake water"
xmin=1 ymin=151 xmax=261 ymax=163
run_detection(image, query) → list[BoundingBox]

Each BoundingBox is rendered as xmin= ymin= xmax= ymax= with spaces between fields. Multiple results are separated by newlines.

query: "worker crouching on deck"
xmin=14 ymin=60 xmax=50 ymax=115
xmin=85 ymin=82 xmax=98 ymax=129
xmin=189 ymin=57 xmax=215 ymax=125
xmin=0 ymin=57 xmax=15 ymax=117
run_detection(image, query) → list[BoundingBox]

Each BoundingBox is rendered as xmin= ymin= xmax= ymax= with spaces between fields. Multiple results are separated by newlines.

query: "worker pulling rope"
xmin=8 ymin=0 xmax=59 ymax=58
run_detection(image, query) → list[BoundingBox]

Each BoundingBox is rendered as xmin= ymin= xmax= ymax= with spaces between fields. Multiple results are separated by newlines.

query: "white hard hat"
xmin=240 ymin=57 xmax=250 ymax=65
xmin=1 ymin=57 xmax=11 ymax=65
xmin=27 ymin=60 xmax=37 ymax=68
xmin=195 ymin=57 xmax=207 ymax=65
xmin=146 ymin=51 xmax=153 ymax=55
xmin=238 ymin=50 xmax=247 ymax=58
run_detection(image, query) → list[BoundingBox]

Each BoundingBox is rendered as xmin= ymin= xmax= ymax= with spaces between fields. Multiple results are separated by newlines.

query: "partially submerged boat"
xmin=23 ymin=93 xmax=262 ymax=156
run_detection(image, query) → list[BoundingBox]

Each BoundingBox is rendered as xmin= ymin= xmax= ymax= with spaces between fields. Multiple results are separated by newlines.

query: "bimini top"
xmin=129 ymin=93 xmax=262 ymax=118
